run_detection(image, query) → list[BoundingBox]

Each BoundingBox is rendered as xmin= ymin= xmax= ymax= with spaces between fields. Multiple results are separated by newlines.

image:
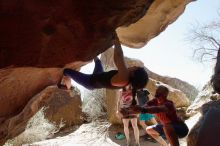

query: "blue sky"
xmin=122 ymin=0 xmax=220 ymax=89
xmin=80 ymin=0 xmax=220 ymax=90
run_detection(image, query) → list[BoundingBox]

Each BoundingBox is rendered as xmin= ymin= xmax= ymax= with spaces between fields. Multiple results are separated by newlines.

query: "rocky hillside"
xmin=146 ymin=68 xmax=198 ymax=101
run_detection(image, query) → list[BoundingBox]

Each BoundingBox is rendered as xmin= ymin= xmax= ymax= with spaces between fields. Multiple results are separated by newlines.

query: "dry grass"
xmin=4 ymin=108 xmax=64 ymax=146
xmin=82 ymin=89 xmax=107 ymax=121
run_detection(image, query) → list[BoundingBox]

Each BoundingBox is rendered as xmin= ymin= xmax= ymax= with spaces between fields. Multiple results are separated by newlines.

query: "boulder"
xmin=211 ymin=49 xmax=220 ymax=94
xmin=147 ymin=79 xmax=190 ymax=108
xmin=0 ymin=0 xmax=193 ymax=68
xmin=0 ymin=67 xmax=62 ymax=120
xmin=146 ymin=69 xmax=198 ymax=101
xmin=187 ymin=82 xmax=219 ymax=116
xmin=0 ymin=0 xmax=154 ymax=68
xmin=0 ymin=67 xmax=62 ymax=144
xmin=195 ymin=108 xmax=220 ymax=146
xmin=187 ymin=100 xmax=220 ymax=146
xmin=44 ymin=87 xmax=83 ymax=128
xmin=117 ymin=0 xmax=193 ymax=48
xmin=0 ymin=86 xmax=82 ymax=145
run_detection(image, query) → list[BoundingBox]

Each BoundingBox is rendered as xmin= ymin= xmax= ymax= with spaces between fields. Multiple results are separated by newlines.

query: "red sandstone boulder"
xmin=0 ymin=67 xmax=62 ymax=119
xmin=0 ymin=0 xmax=193 ymax=68
xmin=0 ymin=67 xmax=62 ymax=145
xmin=0 ymin=0 xmax=154 ymax=68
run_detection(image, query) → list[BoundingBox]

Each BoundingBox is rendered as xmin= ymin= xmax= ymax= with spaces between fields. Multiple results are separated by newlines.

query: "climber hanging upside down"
xmin=58 ymin=31 xmax=149 ymax=104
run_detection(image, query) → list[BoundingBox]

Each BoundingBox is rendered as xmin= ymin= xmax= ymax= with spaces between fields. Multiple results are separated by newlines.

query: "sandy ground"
xmin=26 ymin=113 xmax=201 ymax=146
xmin=26 ymin=121 xmax=160 ymax=146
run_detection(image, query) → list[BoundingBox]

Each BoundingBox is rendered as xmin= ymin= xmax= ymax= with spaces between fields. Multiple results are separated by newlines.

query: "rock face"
xmin=147 ymin=79 xmax=190 ymax=107
xmin=187 ymin=100 xmax=220 ymax=146
xmin=0 ymin=67 xmax=62 ymax=119
xmin=187 ymin=83 xmax=220 ymax=146
xmin=195 ymin=107 xmax=220 ymax=146
xmin=117 ymin=0 xmax=193 ymax=48
xmin=147 ymin=69 xmax=198 ymax=101
xmin=211 ymin=49 xmax=220 ymax=94
xmin=0 ymin=0 xmax=193 ymax=68
xmin=0 ymin=67 xmax=66 ymax=144
xmin=0 ymin=0 xmax=154 ymax=68
xmin=187 ymin=83 xmax=219 ymax=116
xmin=44 ymin=87 xmax=82 ymax=128
xmin=0 ymin=86 xmax=82 ymax=145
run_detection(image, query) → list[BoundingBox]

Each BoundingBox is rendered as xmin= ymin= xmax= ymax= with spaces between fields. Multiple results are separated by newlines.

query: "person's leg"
xmin=63 ymin=68 xmax=93 ymax=89
xmin=131 ymin=118 xmax=140 ymax=145
xmin=163 ymin=124 xmax=179 ymax=146
xmin=139 ymin=120 xmax=147 ymax=131
xmin=148 ymin=117 xmax=157 ymax=125
xmin=122 ymin=118 xmax=130 ymax=145
xmin=93 ymin=57 xmax=104 ymax=74
xmin=146 ymin=125 xmax=168 ymax=146
xmin=173 ymin=122 xmax=189 ymax=138
xmin=139 ymin=114 xmax=157 ymax=131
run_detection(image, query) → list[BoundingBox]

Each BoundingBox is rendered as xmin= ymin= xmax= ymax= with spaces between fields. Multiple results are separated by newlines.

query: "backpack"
xmin=137 ymin=89 xmax=150 ymax=106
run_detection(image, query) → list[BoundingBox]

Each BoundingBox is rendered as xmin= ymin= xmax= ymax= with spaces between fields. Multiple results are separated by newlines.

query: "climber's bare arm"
xmin=111 ymin=32 xmax=130 ymax=86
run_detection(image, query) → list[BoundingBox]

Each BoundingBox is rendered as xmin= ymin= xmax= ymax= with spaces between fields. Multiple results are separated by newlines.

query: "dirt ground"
xmin=108 ymin=124 xmax=161 ymax=146
xmin=26 ymin=119 xmax=190 ymax=146
xmin=26 ymin=112 xmax=204 ymax=146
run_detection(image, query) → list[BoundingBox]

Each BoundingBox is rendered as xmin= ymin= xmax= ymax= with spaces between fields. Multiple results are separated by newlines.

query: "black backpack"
xmin=137 ymin=89 xmax=150 ymax=106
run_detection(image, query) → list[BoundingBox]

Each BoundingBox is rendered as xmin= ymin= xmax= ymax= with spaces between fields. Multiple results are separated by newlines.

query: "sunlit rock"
xmin=187 ymin=82 xmax=219 ymax=116
xmin=117 ymin=0 xmax=194 ymax=48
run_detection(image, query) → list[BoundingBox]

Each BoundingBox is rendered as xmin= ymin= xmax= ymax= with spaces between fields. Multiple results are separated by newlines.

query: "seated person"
xmin=116 ymin=85 xmax=140 ymax=146
xmin=130 ymin=85 xmax=189 ymax=146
